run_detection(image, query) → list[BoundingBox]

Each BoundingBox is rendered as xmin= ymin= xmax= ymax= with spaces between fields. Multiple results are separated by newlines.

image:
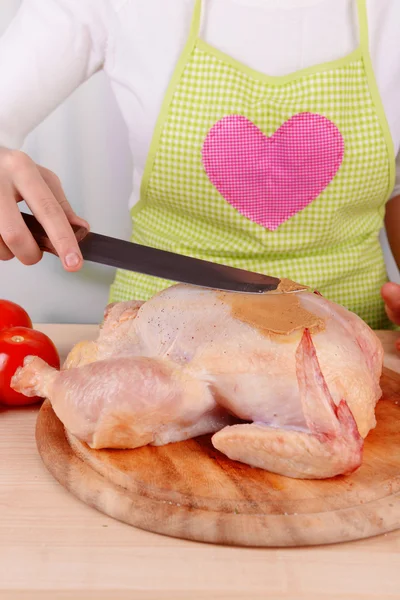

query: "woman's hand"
xmin=384 ymin=195 xmax=400 ymax=349
xmin=0 ymin=148 xmax=88 ymax=271
xmin=381 ymin=282 xmax=400 ymax=349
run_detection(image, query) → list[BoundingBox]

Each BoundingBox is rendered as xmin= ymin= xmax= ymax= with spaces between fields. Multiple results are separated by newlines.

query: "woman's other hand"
xmin=381 ymin=282 xmax=400 ymax=350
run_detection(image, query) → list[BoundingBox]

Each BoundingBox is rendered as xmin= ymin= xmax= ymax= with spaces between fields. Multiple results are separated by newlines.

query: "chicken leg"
xmin=12 ymin=355 xmax=232 ymax=449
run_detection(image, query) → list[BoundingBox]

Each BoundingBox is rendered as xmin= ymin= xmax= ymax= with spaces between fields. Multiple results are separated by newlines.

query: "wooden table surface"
xmin=1 ymin=326 xmax=400 ymax=600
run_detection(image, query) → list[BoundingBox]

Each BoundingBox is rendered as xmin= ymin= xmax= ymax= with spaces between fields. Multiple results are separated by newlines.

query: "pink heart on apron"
xmin=202 ymin=113 xmax=344 ymax=231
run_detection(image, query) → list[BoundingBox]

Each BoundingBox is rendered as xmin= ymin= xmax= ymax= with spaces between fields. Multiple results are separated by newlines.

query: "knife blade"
xmin=21 ymin=212 xmax=306 ymax=294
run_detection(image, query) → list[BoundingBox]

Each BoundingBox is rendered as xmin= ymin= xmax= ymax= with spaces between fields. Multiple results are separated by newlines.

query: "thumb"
xmin=381 ymin=282 xmax=400 ymax=326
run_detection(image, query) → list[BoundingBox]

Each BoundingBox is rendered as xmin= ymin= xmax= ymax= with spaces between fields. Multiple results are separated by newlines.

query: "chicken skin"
xmin=12 ymin=284 xmax=383 ymax=479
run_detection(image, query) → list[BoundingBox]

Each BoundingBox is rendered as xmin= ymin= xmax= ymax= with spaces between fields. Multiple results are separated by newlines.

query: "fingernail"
xmin=65 ymin=253 xmax=81 ymax=268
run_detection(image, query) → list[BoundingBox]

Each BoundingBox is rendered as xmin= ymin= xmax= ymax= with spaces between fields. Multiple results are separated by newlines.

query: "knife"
xmin=21 ymin=212 xmax=306 ymax=294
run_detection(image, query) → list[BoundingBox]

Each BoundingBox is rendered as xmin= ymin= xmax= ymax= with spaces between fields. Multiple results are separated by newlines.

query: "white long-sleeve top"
xmin=1 ymin=0 xmax=400 ymax=208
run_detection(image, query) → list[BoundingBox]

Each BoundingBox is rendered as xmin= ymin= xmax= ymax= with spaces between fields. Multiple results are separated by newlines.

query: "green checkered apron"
xmin=109 ymin=0 xmax=396 ymax=330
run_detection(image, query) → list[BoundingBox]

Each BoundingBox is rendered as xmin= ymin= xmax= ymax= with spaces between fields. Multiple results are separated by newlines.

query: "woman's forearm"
xmin=385 ymin=194 xmax=400 ymax=270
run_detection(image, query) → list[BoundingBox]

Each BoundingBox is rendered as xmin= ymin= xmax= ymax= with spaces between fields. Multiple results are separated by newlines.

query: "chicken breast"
xmin=12 ymin=284 xmax=383 ymax=479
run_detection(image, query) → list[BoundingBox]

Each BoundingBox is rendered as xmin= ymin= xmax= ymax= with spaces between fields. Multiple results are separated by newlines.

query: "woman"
xmin=0 ymin=0 xmax=399 ymax=335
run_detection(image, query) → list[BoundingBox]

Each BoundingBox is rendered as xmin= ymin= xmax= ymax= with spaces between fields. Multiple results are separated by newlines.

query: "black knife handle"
xmin=20 ymin=212 xmax=89 ymax=257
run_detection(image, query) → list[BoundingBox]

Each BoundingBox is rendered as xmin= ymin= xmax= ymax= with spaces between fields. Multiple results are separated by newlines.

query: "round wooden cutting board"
xmin=36 ymin=367 xmax=400 ymax=547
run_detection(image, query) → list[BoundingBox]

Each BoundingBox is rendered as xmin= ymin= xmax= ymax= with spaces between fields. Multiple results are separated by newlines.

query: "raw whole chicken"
xmin=12 ymin=283 xmax=383 ymax=479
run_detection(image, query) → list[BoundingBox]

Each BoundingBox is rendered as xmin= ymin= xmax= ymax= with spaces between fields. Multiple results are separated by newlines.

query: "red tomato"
xmin=0 ymin=327 xmax=60 ymax=406
xmin=0 ymin=299 xmax=32 ymax=332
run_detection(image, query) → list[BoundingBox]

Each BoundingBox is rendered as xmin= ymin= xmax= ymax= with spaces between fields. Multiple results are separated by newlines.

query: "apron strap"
xmin=189 ymin=0 xmax=203 ymax=41
xmin=356 ymin=0 xmax=369 ymax=54
xmin=356 ymin=0 xmax=396 ymax=196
